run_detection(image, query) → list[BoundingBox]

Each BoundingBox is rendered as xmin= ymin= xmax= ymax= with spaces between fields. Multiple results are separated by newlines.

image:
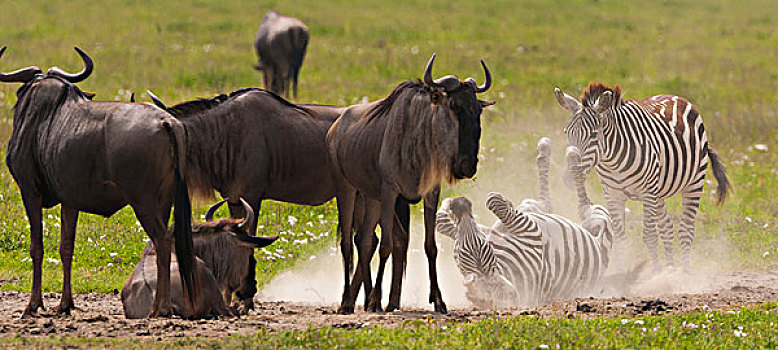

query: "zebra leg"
xmin=604 ymin=190 xmax=629 ymax=267
xmin=679 ymin=187 xmax=702 ymax=271
xmin=641 ymin=196 xmax=661 ymax=270
xmin=656 ymin=201 xmax=675 ymax=268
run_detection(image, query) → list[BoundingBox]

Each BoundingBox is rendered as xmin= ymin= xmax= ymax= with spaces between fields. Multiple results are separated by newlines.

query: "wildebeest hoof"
xmin=385 ymin=304 xmax=400 ymax=313
xmin=22 ymin=302 xmax=45 ymax=318
xmin=337 ymin=305 xmax=354 ymax=315
xmin=148 ymin=307 xmax=173 ymax=318
xmin=55 ymin=303 xmax=77 ymax=316
xmin=434 ymin=302 xmax=449 ymax=315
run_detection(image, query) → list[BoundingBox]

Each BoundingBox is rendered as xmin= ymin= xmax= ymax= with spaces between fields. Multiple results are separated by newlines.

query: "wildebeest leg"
xmin=135 ymin=210 xmax=174 ymax=317
xmin=231 ymin=199 xmax=262 ymax=313
xmin=423 ymin=187 xmax=447 ymax=314
xmin=386 ymin=198 xmax=410 ymax=312
xmin=56 ymin=205 xmax=80 ymax=315
xmin=367 ymin=183 xmax=397 ymax=313
xmin=21 ymin=193 xmax=44 ymax=317
xmin=355 ymin=199 xmax=381 ymax=311
xmin=336 ymin=185 xmax=357 ymax=314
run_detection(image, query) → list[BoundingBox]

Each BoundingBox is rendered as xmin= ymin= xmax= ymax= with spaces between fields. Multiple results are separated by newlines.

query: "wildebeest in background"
xmin=122 ymin=198 xmax=278 ymax=319
xmin=327 ymin=53 xmax=494 ymax=314
xmin=146 ymin=88 xmax=410 ymax=312
xmin=0 ymin=46 xmax=199 ymax=318
xmin=254 ymin=11 xmax=309 ymax=99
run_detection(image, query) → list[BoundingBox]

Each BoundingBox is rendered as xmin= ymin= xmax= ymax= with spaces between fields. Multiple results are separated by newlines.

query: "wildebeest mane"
xmin=366 ymin=80 xmax=428 ymax=122
xmin=166 ymin=88 xmax=311 ymax=119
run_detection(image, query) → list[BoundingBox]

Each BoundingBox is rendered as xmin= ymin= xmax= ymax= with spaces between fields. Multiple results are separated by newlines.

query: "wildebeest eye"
xmin=431 ymin=91 xmax=444 ymax=104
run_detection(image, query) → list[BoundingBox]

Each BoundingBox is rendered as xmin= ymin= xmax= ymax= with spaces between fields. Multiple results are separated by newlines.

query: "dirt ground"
xmin=0 ymin=271 xmax=776 ymax=339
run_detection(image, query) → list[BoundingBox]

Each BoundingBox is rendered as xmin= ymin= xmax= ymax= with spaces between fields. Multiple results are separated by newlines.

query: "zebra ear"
xmin=555 ymin=87 xmax=582 ymax=113
xmin=592 ymin=91 xmax=613 ymax=114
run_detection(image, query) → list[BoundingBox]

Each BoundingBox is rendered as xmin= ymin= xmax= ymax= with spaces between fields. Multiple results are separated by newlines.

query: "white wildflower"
xmin=754 ymin=144 xmax=768 ymax=151
xmin=109 ymin=252 xmax=118 ymax=257
xmin=745 ymin=217 xmax=752 ymax=223
xmin=309 ymin=255 xmax=317 ymax=261
xmin=621 ymin=319 xmax=629 ymax=324
xmin=734 ymin=330 xmax=747 ymax=337
xmin=318 ymin=215 xmax=324 ymax=219
xmin=538 ymin=345 xmax=549 ymax=349
xmin=635 ymin=320 xmax=645 ymax=325
xmin=288 ymin=216 xmax=297 ymax=226
xmin=46 ymin=258 xmax=59 ymax=265
xmin=764 ymin=251 xmax=771 ymax=258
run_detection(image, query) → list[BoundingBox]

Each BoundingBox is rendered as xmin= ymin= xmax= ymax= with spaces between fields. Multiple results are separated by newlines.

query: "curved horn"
xmin=46 ymin=47 xmax=93 ymax=83
xmin=474 ymin=60 xmax=491 ymax=93
xmin=423 ymin=53 xmax=438 ymax=88
xmin=237 ymin=198 xmax=254 ymax=230
xmin=205 ymin=199 xmax=227 ymax=222
xmin=146 ymin=90 xmax=168 ymax=110
xmin=0 ymin=46 xmax=43 ymax=83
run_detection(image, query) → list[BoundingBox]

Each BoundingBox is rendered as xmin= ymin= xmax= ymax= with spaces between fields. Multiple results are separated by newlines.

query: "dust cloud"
xmin=259 ymin=130 xmax=741 ymax=310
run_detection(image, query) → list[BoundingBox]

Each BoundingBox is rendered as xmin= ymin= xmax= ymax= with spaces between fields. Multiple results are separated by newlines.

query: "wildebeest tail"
xmin=162 ymin=121 xmax=199 ymax=316
xmin=708 ymin=147 xmax=731 ymax=204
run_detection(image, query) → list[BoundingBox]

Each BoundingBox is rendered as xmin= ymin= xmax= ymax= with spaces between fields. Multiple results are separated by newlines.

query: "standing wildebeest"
xmin=122 ymin=198 xmax=278 ymax=319
xmin=555 ymin=83 xmax=731 ymax=270
xmin=0 ymin=46 xmax=198 ymax=318
xmin=254 ymin=11 xmax=309 ymax=99
xmin=147 ymin=89 xmax=410 ymax=311
xmin=327 ymin=54 xmax=494 ymax=314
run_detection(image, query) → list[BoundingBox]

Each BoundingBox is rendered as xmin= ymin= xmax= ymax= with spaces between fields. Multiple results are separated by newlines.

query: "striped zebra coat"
xmin=555 ymin=83 xmax=730 ymax=269
xmin=436 ymin=139 xmax=613 ymax=308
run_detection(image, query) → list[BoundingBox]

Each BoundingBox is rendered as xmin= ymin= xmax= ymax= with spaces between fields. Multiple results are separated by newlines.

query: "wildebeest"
xmin=122 ymin=198 xmax=278 ymax=319
xmin=1 ymin=46 xmax=198 ymax=318
xmin=327 ymin=53 xmax=494 ymax=313
xmin=254 ymin=11 xmax=309 ymax=99
xmin=146 ymin=88 xmax=410 ymax=312
xmin=436 ymin=139 xmax=614 ymax=308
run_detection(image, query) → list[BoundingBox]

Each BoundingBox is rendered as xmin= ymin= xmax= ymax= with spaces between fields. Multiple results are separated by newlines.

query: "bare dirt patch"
xmin=0 ymin=271 xmax=776 ymax=339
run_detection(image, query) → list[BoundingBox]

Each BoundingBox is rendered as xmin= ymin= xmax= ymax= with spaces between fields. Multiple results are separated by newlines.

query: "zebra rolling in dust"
xmin=436 ymin=138 xmax=614 ymax=308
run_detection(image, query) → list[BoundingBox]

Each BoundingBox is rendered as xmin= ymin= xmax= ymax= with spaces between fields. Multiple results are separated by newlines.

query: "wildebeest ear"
xmin=479 ymin=100 xmax=495 ymax=108
xmin=234 ymin=233 xmax=279 ymax=248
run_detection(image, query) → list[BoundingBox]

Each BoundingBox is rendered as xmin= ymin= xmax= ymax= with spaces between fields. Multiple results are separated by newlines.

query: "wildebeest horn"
xmin=205 ymin=199 xmax=227 ymax=222
xmin=146 ymin=90 xmax=168 ymax=110
xmin=46 ymin=47 xmax=93 ymax=84
xmin=237 ymin=198 xmax=254 ymax=230
xmin=0 ymin=46 xmax=43 ymax=83
xmin=423 ymin=53 xmax=461 ymax=92
xmin=475 ymin=60 xmax=491 ymax=93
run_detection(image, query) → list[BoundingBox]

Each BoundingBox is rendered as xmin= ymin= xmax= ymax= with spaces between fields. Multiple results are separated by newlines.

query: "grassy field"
xmin=0 ymin=0 xmax=777 ymax=346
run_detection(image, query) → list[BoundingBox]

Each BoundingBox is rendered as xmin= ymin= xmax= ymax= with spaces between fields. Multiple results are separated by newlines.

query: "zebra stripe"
xmin=556 ymin=83 xmax=729 ymax=269
xmin=436 ymin=139 xmax=613 ymax=308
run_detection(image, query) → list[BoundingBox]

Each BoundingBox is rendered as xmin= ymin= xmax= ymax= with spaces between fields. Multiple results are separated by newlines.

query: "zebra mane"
xmin=581 ymin=82 xmax=622 ymax=108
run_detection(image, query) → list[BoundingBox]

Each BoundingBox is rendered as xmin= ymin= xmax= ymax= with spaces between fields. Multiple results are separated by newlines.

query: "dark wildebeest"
xmin=254 ymin=11 xmax=309 ymax=99
xmin=327 ymin=54 xmax=494 ymax=314
xmin=122 ymin=198 xmax=278 ymax=319
xmin=146 ymin=89 xmax=410 ymax=312
xmin=0 ymin=46 xmax=198 ymax=318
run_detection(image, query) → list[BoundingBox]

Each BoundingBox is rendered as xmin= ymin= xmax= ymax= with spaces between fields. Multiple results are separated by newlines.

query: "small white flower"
xmin=287 ymin=216 xmax=297 ymax=226
xmin=635 ymin=320 xmax=645 ymax=325
xmin=621 ymin=319 xmax=629 ymax=324
xmin=763 ymin=251 xmax=770 ymax=258
xmin=745 ymin=217 xmax=752 ymax=223
xmin=318 ymin=215 xmax=324 ymax=219
xmin=309 ymin=255 xmax=317 ymax=261
xmin=538 ymin=345 xmax=549 ymax=349
xmin=107 ymin=262 xmax=113 ymax=267
xmin=754 ymin=144 xmax=768 ymax=151
xmin=306 ymin=221 xmax=314 ymax=227
xmin=109 ymin=252 xmax=118 ymax=257
xmin=46 ymin=258 xmax=59 ymax=265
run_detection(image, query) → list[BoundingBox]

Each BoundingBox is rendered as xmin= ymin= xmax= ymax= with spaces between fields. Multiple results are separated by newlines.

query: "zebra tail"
xmin=708 ymin=147 xmax=731 ymax=205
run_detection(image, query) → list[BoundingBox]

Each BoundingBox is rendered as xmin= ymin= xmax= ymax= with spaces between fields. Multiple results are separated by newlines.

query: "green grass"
xmin=2 ymin=304 xmax=777 ymax=348
xmin=0 ymin=0 xmax=777 ymax=346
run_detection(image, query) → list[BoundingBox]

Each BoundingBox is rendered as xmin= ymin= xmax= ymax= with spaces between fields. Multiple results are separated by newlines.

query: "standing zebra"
xmin=554 ymin=83 xmax=731 ymax=270
xmin=436 ymin=138 xmax=614 ymax=307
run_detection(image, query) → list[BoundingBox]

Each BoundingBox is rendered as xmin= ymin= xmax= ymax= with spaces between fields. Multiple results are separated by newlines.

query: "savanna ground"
xmin=0 ymin=0 xmax=776 ymax=348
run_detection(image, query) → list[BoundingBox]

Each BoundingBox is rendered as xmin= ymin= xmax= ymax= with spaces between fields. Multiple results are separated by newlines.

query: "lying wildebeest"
xmin=555 ymin=83 xmax=730 ymax=269
xmin=0 ymin=46 xmax=198 ymax=318
xmin=327 ymin=53 xmax=494 ymax=314
xmin=122 ymin=198 xmax=278 ymax=319
xmin=146 ymin=89 xmax=410 ymax=312
xmin=436 ymin=138 xmax=615 ymax=308
xmin=254 ymin=11 xmax=309 ymax=99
